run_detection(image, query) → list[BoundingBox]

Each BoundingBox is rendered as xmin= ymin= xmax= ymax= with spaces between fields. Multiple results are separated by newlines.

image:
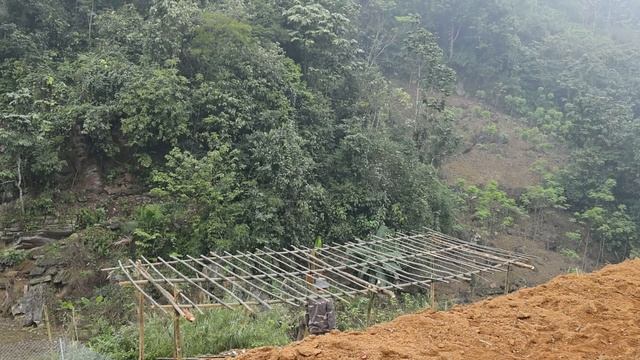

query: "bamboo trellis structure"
xmin=104 ymin=228 xmax=535 ymax=359
xmin=104 ymin=228 xmax=535 ymax=317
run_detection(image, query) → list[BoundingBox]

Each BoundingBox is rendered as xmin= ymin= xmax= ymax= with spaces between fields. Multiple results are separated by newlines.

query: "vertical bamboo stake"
xmin=138 ymin=287 xmax=145 ymax=360
xmin=366 ymin=291 xmax=376 ymax=326
xmin=43 ymin=304 xmax=53 ymax=342
xmin=470 ymin=273 xmax=476 ymax=300
xmin=430 ymin=282 xmax=436 ymax=310
xmin=504 ymin=264 xmax=511 ymax=295
xmin=135 ymin=261 xmax=145 ymax=360
xmin=173 ymin=286 xmax=182 ymax=360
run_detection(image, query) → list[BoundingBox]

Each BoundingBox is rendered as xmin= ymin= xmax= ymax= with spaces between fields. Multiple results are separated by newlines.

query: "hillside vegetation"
xmin=1 ymin=0 xmax=639 ymax=262
xmin=1 ymin=0 xmax=640 ymax=358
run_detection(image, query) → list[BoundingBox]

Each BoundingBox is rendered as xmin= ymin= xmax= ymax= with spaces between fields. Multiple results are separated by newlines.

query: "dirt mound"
xmin=236 ymin=260 xmax=640 ymax=360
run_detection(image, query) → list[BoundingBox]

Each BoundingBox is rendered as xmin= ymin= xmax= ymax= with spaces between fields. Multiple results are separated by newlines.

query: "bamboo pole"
xmin=43 ymin=304 xmax=52 ymax=343
xmin=130 ymin=260 xmax=195 ymax=322
xmin=153 ymin=256 xmax=230 ymax=312
xmin=204 ymin=252 xmax=299 ymax=307
xmin=430 ymin=281 xmax=436 ymax=310
xmin=118 ymin=261 xmax=168 ymax=315
xmin=260 ymin=248 xmax=354 ymax=303
xmin=173 ymin=287 xmax=183 ymax=360
xmin=137 ymin=263 xmax=145 ymax=360
xmin=186 ymin=255 xmax=271 ymax=310
xmin=366 ymin=291 xmax=376 ymax=326
xmin=504 ymin=264 xmax=511 ymax=295
xmin=222 ymin=251 xmax=309 ymax=306
xmin=169 ymin=255 xmax=255 ymax=313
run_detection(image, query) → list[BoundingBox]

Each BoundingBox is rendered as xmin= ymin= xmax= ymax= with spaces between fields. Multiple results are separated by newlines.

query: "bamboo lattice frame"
xmin=103 ymin=228 xmax=535 ymax=320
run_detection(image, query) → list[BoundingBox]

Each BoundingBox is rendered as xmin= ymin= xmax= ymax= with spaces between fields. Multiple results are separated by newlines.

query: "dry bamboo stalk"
xmin=173 ymin=287 xmax=183 ymax=360
xmin=286 ymin=246 xmax=389 ymax=294
xmin=504 ymin=264 xmax=511 ymax=294
xmin=352 ymin=240 xmax=464 ymax=281
xmin=373 ymin=236 xmax=486 ymax=276
xmin=155 ymin=256 xmax=231 ymax=311
xmin=204 ymin=252 xmax=299 ymax=307
xmin=170 ymin=255 xmax=255 ymax=313
xmin=118 ymin=261 xmax=168 ymax=315
xmin=193 ymin=255 xmax=273 ymax=309
xmin=222 ymin=251 xmax=309 ymax=305
xmin=259 ymin=248 xmax=354 ymax=303
xmin=337 ymin=239 xmax=464 ymax=280
xmin=301 ymin=245 xmax=405 ymax=291
xmin=418 ymin=229 xmax=537 ymax=260
xmin=331 ymin=243 xmax=435 ymax=285
xmin=130 ymin=260 xmax=195 ymax=322
xmin=137 ymin=265 xmax=145 ymax=360
xmin=140 ymin=256 xmax=205 ymax=316
xmin=250 ymin=250 xmax=321 ymax=297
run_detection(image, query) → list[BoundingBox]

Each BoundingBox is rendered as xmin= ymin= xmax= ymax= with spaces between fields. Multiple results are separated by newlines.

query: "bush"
xmin=77 ymin=208 xmax=107 ymax=229
xmin=81 ymin=226 xmax=118 ymax=258
xmin=0 ymin=248 xmax=28 ymax=266
xmin=89 ymin=307 xmax=294 ymax=360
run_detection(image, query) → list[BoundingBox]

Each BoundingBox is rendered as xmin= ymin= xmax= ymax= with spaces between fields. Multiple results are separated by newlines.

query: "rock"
xmin=38 ymin=227 xmax=74 ymax=239
xmin=16 ymin=236 xmax=56 ymax=250
xmin=29 ymin=275 xmax=52 ymax=285
xmin=13 ymin=284 xmax=46 ymax=326
xmin=45 ymin=266 xmax=59 ymax=276
xmin=107 ymin=221 xmax=121 ymax=231
xmin=29 ymin=267 xmax=46 ymax=276
xmin=36 ymin=256 xmax=67 ymax=268
xmin=11 ymin=302 xmax=24 ymax=316
xmin=53 ymin=270 xmax=72 ymax=285
xmin=0 ymin=278 xmax=8 ymax=290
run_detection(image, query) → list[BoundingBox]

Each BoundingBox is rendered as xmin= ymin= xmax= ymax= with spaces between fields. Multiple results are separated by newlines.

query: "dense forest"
xmin=1 ymin=0 xmax=639 ymax=260
xmin=2 ymin=0 xmax=640 ymax=358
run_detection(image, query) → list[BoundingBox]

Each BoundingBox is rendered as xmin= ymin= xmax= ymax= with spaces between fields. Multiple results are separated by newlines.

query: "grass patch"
xmin=89 ymin=306 xmax=295 ymax=360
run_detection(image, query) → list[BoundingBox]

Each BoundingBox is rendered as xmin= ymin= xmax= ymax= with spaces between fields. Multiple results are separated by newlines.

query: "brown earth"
xmin=235 ymin=259 xmax=640 ymax=360
xmin=442 ymin=96 xmax=566 ymax=192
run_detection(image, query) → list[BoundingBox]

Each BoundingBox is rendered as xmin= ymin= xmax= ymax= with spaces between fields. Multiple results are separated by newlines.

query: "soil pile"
xmin=236 ymin=260 xmax=640 ymax=360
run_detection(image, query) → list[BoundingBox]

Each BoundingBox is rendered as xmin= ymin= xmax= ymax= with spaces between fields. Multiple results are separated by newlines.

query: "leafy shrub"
xmin=26 ymin=193 xmax=55 ymax=217
xmin=77 ymin=208 xmax=107 ymax=229
xmin=0 ymin=248 xmax=28 ymax=266
xmin=461 ymin=181 xmax=524 ymax=233
xmin=504 ymin=95 xmax=528 ymax=117
xmin=473 ymin=123 xmax=508 ymax=146
xmin=560 ymin=248 xmax=580 ymax=260
xmin=81 ymin=226 xmax=118 ymax=258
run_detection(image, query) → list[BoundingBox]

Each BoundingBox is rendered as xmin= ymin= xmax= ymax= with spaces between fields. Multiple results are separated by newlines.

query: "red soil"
xmin=236 ymin=259 xmax=640 ymax=360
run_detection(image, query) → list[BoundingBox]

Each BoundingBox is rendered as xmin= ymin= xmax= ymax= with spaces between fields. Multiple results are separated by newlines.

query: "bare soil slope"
xmin=236 ymin=259 xmax=640 ymax=360
xmin=442 ymin=96 xmax=566 ymax=191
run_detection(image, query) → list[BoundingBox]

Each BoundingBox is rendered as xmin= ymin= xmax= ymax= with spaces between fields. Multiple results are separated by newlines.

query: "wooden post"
xmin=430 ymin=282 xmax=436 ymax=310
xmin=366 ymin=291 xmax=376 ymax=326
xmin=470 ymin=273 xmax=476 ymax=300
xmin=504 ymin=264 xmax=511 ymax=295
xmin=138 ymin=289 xmax=145 ymax=360
xmin=173 ymin=287 xmax=182 ymax=360
xmin=43 ymin=304 xmax=53 ymax=343
xmin=135 ymin=260 xmax=145 ymax=360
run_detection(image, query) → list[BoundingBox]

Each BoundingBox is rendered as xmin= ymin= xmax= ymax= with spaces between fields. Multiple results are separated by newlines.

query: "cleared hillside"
xmin=236 ymin=259 xmax=640 ymax=360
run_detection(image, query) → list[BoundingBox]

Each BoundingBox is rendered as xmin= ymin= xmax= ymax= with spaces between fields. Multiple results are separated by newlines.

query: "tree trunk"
xmin=449 ymin=24 xmax=460 ymax=60
xmin=16 ymin=154 xmax=24 ymax=215
xmin=415 ymin=63 xmax=422 ymax=126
